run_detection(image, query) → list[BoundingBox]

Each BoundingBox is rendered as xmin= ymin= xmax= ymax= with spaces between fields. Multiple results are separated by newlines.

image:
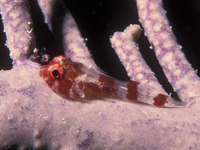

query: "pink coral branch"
xmin=110 ymin=24 xmax=184 ymax=107
xmin=37 ymin=0 xmax=58 ymax=30
xmin=38 ymin=0 xmax=99 ymax=71
xmin=135 ymin=0 xmax=200 ymax=102
xmin=62 ymin=13 xmax=99 ymax=71
xmin=0 ymin=0 xmax=35 ymax=64
xmin=110 ymin=25 xmax=165 ymax=88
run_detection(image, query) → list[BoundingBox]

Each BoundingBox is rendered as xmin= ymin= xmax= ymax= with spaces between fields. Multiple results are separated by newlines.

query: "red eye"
xmin=48 ymin=64 xmax=64 ymax=79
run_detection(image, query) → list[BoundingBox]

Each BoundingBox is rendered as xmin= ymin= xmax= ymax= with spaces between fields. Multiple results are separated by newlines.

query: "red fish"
xmin=39 ymin=56 xmax=185 ymax=107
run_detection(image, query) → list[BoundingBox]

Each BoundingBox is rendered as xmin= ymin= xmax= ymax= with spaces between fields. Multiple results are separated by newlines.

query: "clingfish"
xmin=39 ymin=55 xmax=186 ymax=107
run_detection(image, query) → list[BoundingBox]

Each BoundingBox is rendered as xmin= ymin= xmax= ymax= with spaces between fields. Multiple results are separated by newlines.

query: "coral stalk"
xmin=0 ymin=0 xmax=34 ymax=64
xmin=38 ymin=0 xmax=99 ymax=71
xmin=110 ymin=25 xmax=165 ymax=90
xmin=62 ymin=13 xmax=99 ymax=71
xmin=110 ymin=24 xmax=184 ymax=107
xmin=135 ymin=0 xmax=200 ymax=102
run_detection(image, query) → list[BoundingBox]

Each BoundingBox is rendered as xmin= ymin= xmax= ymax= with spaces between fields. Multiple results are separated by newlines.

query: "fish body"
xmin=40 ymin=56 xmax=185 ymax=107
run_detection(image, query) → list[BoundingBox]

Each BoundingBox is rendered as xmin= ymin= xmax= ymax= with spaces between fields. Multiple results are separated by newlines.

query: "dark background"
xmin=0 ymin=0 xmax=199 ymax=92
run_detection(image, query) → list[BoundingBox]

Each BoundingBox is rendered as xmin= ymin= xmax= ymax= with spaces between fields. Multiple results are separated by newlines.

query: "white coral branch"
xmin=38 ymin=0 xmax=99 ymax=71
xmin=136 ymin=0 xmax=200 ymax=102
xmin=0 ymin=0 xmax=35 ymax=64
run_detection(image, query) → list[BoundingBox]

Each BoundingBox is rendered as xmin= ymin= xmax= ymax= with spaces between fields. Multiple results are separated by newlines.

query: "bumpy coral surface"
xmin=0 ymin=0 xmax=200 ymax=149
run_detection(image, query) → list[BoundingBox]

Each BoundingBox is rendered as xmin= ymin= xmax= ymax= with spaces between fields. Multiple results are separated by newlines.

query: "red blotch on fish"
xmin=153 ymin=94 xmax=168 ymax=106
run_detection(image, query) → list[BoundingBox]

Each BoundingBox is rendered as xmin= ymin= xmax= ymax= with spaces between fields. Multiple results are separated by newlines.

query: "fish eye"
xmin=48 ymin=64 xmax=64 ymax=79
xmin=52 ymin=70 xmax=60 ymax=78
